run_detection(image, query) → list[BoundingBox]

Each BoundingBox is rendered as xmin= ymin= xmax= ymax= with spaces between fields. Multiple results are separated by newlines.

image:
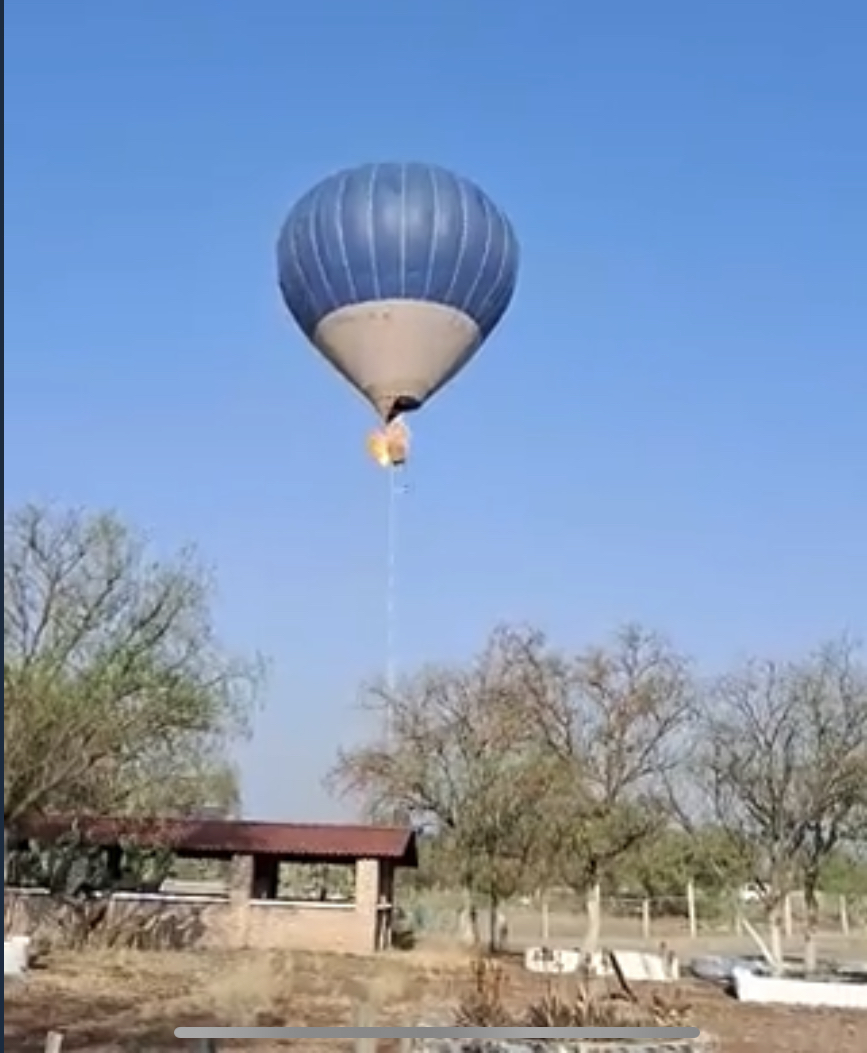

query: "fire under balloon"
xmin=366 ymin=417 xmax=411 ymax=470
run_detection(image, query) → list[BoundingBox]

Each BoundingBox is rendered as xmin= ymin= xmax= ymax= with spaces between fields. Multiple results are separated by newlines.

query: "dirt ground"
xmin=4 ymin=947 xmax=865 ymax=1053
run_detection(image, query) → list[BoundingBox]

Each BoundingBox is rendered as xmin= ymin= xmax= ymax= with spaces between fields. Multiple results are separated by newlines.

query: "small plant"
xmin=390 ymin=907 xmax=417 ymax=950
xmin=525 ymin=985 xmax=686 ymax=1028
xmin=526 ymin=971 xmax=641 ymax=1028
xmin=454 ymin=952 xmax=694 ymax=1034
xmin=453 ymin=956 xmax=514 ymax=1026
xmin=524 ymin=987 xmax=577 ymax=1026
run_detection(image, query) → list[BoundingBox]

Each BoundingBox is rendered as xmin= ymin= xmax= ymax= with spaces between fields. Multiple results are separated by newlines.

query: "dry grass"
xmin=4 ymin=946 xmax=866 ymax=1053
xmin=453 ymin=956 xmax=693 ymax=1029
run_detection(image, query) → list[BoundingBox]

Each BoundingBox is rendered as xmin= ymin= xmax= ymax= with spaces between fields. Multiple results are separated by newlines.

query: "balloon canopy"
xmin=277 ymin=162 xmax=519 ymax=422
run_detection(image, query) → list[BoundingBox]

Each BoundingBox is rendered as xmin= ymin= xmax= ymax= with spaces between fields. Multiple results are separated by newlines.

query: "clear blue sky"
xmin=5 ymin=1 xmax=866 ymax=820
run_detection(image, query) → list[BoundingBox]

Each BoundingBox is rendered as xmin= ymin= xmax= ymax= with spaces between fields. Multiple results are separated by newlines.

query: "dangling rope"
xmin=366 ymin=417 xmax=411 ymax=744
xmin=385 ymin=463 xmax=401 ymax=695
xmin=382 ymin=464 xmax=408 ymax=748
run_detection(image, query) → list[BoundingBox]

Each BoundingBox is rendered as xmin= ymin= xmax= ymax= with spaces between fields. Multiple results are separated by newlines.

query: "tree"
xmin=694 ymin=637 xmax=867 ymax=970
xmin=618 ymin=824 xmax=753 ymax=905
xmin=513 ymin=625 xmax=694 ymax=948
xmin=327 ymin=626 xmax=559 ymax=950
xmin=4 ymin=503 xmax=263 ymax=826
xmin=328 ymin=623 xmax=695 ymax=951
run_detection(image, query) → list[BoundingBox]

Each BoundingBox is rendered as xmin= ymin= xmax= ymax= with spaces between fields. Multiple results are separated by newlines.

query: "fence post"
xmin=686 ymin=880 xmax=697 ymax=938
xmin=839 ymin=895 xmax=850 ymax=936
xmin=641 ymin=898 xmax=651 ymax=941
xmin=584 ymin=883 xmax=603 ymax=953
xmin=44 ymin=1034 xmax=64 ymax=1053
xmin=782 ymin=893 xmax=793 ymax=938
xmin=540 ymin=897 xmax=550 ymax=942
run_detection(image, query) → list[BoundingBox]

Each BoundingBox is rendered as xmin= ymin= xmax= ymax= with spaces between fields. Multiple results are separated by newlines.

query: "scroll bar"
xmin=176 ymin=1025 xmax=702 ymax=1039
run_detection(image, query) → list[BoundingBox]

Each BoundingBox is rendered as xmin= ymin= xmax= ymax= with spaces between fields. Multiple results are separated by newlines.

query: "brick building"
xmin=8 ymin=815 xmax=418 ymax=954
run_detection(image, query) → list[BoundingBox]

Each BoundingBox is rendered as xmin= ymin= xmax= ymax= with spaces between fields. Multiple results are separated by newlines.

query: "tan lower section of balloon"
xmin=313 ymin=300 xmax=481 ymax=420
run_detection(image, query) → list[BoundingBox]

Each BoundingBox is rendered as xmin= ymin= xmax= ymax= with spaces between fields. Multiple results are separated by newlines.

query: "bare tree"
xmin=327 ymin=626 xmax=560 ymax=950
xmin=696 ymin=637 xmax=867 ymax=971
xmin=329 ymin=623 xmax=694 ymax=952
xmin=4 ymin=504 xmax=264 ymax=826
xmin=518 ymin=625 xmax=694 ymax=950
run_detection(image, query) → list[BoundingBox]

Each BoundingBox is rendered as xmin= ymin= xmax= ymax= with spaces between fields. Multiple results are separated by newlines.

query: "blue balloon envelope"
xmin=277 ymin=162 xmax=519 ymax=421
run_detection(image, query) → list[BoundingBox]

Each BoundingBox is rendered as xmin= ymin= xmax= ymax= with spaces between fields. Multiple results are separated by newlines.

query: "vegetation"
xmin=330 ymin=623 xmax=867 ymax=953
xmin=4 ymin=503 xmax=264 ymax=827
xmin=4 ymin=500 xmax=866 ymax=971
xmin=8 ymin=947 xmax=864 ymax=1053
xmin=454 ymin=956 xmax=692 ymax=1028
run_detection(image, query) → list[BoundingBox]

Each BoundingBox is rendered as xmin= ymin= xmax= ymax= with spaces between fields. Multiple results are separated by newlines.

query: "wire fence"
xmin=403 ymin=886 xmax=865 ymax=948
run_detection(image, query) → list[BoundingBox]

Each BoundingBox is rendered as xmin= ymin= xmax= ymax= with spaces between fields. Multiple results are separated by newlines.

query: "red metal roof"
xmin=15 ymin=815 xmax=418 ymax=866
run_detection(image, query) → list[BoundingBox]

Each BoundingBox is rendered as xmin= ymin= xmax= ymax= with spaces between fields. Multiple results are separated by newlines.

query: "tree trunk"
xmin=458 ymin=890 xmax=480 ymax=948
xmin=803 ymin=876 xmax=821 ymax=976
xmin=582 ymin=882 xmax=603 ymax=955
xmin=487 ymin=893 xmax=500 ymax=954
xmin=768 ymin=903 xmax=784 ymax=974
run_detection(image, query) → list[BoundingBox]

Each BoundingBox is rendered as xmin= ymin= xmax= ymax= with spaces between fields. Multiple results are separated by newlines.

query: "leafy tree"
xmin=4 ymin=503 xmax=264 ymax=826
xmin=617 ymin=824 xmax=753 ymax=919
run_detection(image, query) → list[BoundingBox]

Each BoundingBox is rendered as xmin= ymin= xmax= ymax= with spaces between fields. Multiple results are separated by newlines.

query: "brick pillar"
xmin=228 ymin=853 xmax=253 ymax=948
xmin=229 ymin=853 xmax=253 ymax=905
xmin=355 ymin=858 xmax=385 ymax=952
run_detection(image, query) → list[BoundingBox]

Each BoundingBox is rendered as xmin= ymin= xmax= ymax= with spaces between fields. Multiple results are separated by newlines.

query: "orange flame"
xmin=366 ymin=417 xmax=410 ymax=468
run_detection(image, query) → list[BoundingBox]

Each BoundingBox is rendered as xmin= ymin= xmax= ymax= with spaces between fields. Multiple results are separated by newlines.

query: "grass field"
xmin=4 ymin=938 xmax=866 ymax=1053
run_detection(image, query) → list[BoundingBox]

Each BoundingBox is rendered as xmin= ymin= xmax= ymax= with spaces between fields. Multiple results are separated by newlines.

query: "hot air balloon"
xmin=276 ymin=162 xmax=520 ymax=445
